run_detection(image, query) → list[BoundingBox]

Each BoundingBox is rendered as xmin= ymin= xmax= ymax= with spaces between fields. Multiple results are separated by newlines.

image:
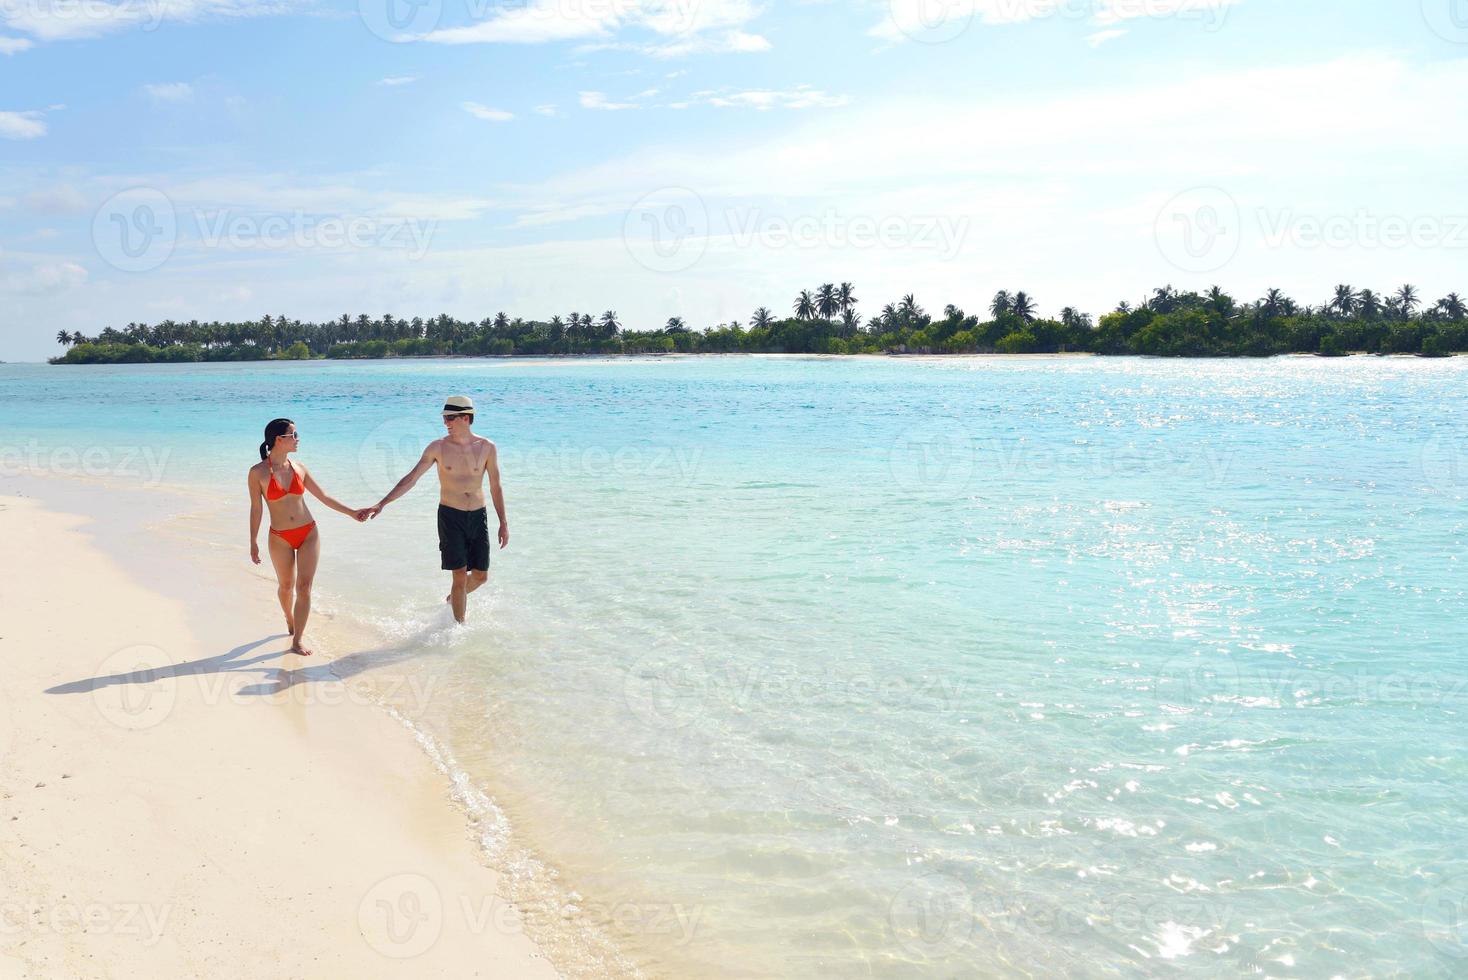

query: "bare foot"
xmin=290 ymin=641 xmax=313 ymax=657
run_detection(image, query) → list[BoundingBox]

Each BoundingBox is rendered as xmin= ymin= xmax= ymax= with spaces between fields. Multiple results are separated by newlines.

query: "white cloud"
xmin=580 ymin=91 xmax=638 ymax=111
xmin=1093 ymin=0 xmax=1240 ymax=28
xmin=144 ymin=82 xmax=194 ymax=103
xmin=0 ymin=258 xmax=87 ymax=295
xmin=871 ymin=0 xmax=1240 ymax=44
xmin=418 ymin=0 xmax=767 ymax=57
xmin=462 ymin=101 xmax=515 ymax=121
xmin=0 ymin=35 xmax=33 ymax=53
xmin=534 ymin=104 xmax=558 ymax=116
xmin=1085 ymin=28 xmax=1126 ymax=46
xmin=3 ymin=0 xmax=304 ymax=44
xmin=0 ymin=110 xmax=45 ymax=139
xmin=22 ymin=184 xmax=88 ymax=213
xmin=696 ymin=87 xmax=848 ymax=110
xmin=377 ymin=75 xmax=419 ymax=86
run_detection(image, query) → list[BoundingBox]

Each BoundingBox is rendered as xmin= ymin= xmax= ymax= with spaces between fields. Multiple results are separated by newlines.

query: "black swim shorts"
xmin=437 ymin=504 xmax=490 ymax=572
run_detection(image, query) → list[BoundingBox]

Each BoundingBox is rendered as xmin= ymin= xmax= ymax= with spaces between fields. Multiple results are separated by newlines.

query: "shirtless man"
xmin=364 ymin=396 xmax=508 ymax=623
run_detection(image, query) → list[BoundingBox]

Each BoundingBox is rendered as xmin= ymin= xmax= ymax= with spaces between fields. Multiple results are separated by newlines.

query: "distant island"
xmin=50 ymin=283 xmax=1465 ymax=363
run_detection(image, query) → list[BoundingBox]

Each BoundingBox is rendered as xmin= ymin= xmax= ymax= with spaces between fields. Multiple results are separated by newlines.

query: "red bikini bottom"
xmin=269 ymin=521 xmax=316 ymax=550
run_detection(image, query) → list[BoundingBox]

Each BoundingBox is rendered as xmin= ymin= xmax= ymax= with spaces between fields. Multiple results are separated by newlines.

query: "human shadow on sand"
xmin=46 ymin=633 xmax=440 ymax=700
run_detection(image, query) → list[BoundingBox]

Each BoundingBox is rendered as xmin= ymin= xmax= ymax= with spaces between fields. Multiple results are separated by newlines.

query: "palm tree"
xmin=795 ymin=290 xmax=816 ymax=321
xmin=1116 ymin=301 xmax=1132 ymax=314
xmin=899 ymin=294 xmax=923 ymax=323
xmin=1010 ymin=291 xmax=1037 ymax=323
xmin=1395 ymin=284 xmax=1420 ymax=319
xmin=990 ymin=290 xmax=1012 ymax=318
xmin=665 ymin=316 xmax=687 ymax=333
xmin=1357 ymin=289 xmax=1382 ymax=319
xmin=880 ymin=303 xmax=898 ymax=327
xmin=1261 ymin=288 xmax=1286 ymax=318
xmin=817 ymin=283 xmax=838 ymax=322
xmin=55 ymin=330 xmax=71 ymax=346
xmin=840 ymin=309 xmax=859 ymax=334
xmin=1440 ymin=292 xmax=1466 ymax=321
xmin=751 ymin=307 xmax=773 ymax=330
xmin=493 ymin=311 xmax=510 ymax=332
xmin=837 ymin=282 xmax=856 ymax=317
xmin=1150 ymin=285 xmax=1179 ymax=313
xmin=1330 ymin=284 xmax=1358 ymax=318
xmin=1206 ymin=286 xmax=1235 ymax=316
xmin=599 ymin=310 xmax=620 ymax=336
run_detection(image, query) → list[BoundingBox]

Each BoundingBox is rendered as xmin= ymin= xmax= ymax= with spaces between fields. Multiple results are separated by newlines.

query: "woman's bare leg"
xmin=290 ymin=529 xmax=321 ymax=655
xmin=267 ymin=533 xmax=297 ymax=635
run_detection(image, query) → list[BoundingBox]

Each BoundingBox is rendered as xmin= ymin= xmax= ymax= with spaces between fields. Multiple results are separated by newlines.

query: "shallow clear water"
xmin=5 ymin=355 xmax=1467 ymax=977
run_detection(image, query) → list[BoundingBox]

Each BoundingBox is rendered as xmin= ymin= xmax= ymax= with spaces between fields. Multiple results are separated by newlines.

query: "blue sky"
xmin=2 ymin=0 xmax=1467 ymax=359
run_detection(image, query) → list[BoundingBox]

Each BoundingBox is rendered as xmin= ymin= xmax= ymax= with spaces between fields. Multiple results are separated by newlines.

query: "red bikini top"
xmin=265 ymin=462 xmax=305 ymax=501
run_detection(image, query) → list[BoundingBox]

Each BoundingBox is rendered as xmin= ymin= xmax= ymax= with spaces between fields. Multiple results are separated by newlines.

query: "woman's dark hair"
xmin=260 ymin=418 xmax=294 ymax=461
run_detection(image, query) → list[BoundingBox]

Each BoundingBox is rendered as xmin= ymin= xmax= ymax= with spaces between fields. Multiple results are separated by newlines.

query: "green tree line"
xmin=50 ymin=282 xmax=1468 ymax=364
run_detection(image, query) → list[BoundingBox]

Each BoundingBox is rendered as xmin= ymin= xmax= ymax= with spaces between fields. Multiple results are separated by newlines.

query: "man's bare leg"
xmin=449 ymin=568 xmax=469 ymax=624
xmin=446 ymin=570 xmax=488 ymax=620
xmin=290 ymin=531 xmax=320 ymax=655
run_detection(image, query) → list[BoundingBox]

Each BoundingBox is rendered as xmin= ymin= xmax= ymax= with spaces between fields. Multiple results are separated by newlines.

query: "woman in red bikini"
xmin=247 ymin=418 xmax=368 ymax=656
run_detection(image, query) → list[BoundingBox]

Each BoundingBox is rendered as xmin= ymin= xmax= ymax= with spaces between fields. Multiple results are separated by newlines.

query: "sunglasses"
xmin=443 ymin=414 xmax=467 ymax=422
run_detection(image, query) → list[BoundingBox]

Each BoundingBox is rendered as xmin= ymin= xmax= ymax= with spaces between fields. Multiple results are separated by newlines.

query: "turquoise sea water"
xmin=3 ymin=355 xmax=1466 ymax=977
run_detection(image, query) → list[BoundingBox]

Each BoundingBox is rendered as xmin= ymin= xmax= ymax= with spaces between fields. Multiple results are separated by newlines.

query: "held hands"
xmin=353 ymin=505 xmax=382 ymax=522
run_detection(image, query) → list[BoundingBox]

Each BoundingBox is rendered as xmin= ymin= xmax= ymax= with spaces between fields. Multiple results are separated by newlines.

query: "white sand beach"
xmin=0 ymin=484 xmax=560 ymax=979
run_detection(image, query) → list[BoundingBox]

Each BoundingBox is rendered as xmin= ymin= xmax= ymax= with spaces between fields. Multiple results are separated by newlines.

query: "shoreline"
xmin=0 ymin=477 xmax=566 ymax=978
